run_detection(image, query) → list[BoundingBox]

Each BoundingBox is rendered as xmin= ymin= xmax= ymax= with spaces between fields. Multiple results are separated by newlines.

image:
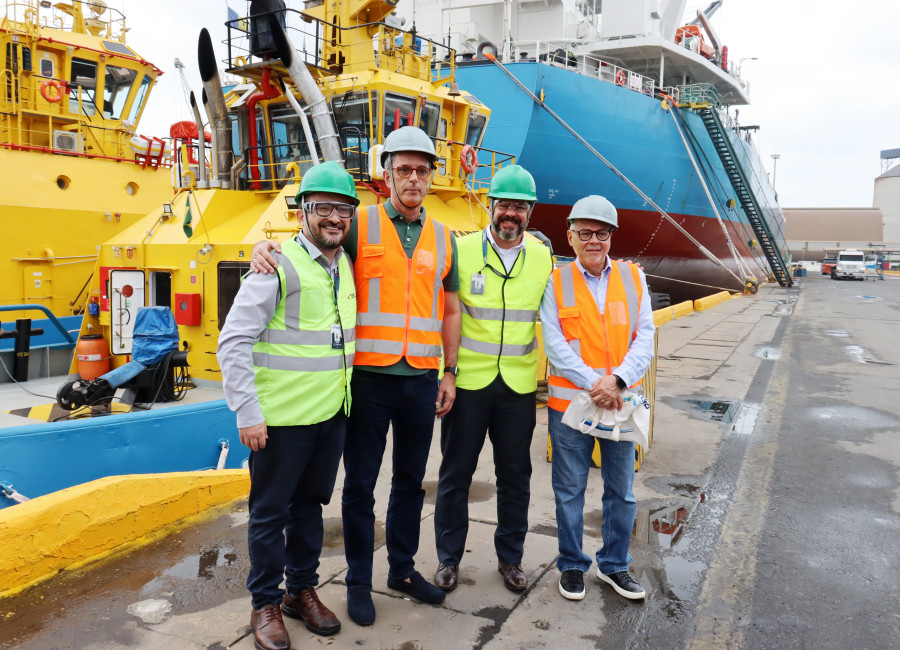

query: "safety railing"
xmin=2 ymin=0 xmax=127 ymax=41
xmin=0 ymin=304 xmax=77 ymax=346
xmin=225 ymin=7 xmax=456 ymax=86
xmin=500 ymin=41 xmax=658 ymax=97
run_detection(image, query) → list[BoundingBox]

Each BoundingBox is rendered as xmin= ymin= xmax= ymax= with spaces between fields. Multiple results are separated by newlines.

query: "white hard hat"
xmin=567 ymin=195 xmax=618 ymax=229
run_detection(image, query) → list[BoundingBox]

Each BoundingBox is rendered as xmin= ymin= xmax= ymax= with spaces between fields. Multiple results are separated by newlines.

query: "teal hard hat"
xmin=487 ymin=165 xmax=537 ymax=201
xmin=296 ymin=161 xmax=359 ymax=206
xmin=567 ymin=195 xmax=618 ymax=229
xmin=381 ymin=126 xmax=437 ymax=167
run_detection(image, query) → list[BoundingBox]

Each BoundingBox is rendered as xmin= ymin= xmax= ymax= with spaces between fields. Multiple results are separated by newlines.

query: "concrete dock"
xmin=1 ymin=272 xmax=898 ymax=649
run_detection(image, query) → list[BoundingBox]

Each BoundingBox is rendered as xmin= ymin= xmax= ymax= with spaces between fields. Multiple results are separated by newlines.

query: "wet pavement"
xmin=1 ymin=274 xmax=899 ymax=648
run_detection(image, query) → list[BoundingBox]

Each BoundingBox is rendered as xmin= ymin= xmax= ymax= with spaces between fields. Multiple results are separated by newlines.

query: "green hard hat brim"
xmin=298 ymin=189 xmax=361 ymax=206
xmin=489 ymin=191 xmax=537 ymax=201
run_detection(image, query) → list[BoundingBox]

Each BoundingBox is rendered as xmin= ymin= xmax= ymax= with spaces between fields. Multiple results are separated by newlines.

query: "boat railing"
xmin=2 ymin=0 xmax=127 ymax=41
xmin=677 ymin=82 xmax=723 ymax=108
xmin=234 ymin=141 xmax=366 ymax=192
xmin=0 ymin=67 xmax=172 ymax=166
xmin=225 ymin=7 xmax=457 ymax=85
xmin=505 ymin=41 xmax=658 ymax=97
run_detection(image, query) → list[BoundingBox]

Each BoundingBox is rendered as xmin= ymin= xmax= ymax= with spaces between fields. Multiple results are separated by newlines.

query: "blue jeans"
xmin=342 ymin=369 xmax=439 ymax=588
xmin=548 ymin=407 xmax=636 ymax=575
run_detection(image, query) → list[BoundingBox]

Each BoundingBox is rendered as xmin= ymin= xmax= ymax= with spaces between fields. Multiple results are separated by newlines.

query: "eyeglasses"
xmin=571 ymin=228 xmax=612 ymax=242
xmin=392 ymin=165 xmax=433 ymax=179
xmin=303 ymin=201 xmax=356 ymax=220
xmin=496 ymin=201 xmax=531 ymax=215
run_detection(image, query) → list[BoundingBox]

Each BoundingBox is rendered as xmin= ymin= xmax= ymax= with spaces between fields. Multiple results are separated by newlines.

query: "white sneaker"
xmin=558 ymin=569 xmax=585 ymax=600
xmin=597 ymin=569 xmax=646 ymax=600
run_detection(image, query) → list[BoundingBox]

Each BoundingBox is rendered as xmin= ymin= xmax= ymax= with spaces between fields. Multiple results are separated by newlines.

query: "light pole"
xmin=737 ymin=57 xmax=758 ymax=76
xmin=771 ymin=154 xmax=781 ymax=192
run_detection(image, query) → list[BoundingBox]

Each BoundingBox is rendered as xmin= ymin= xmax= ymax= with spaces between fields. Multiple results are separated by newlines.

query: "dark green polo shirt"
xmin=344 ymin=200 xmax=459 ymax=376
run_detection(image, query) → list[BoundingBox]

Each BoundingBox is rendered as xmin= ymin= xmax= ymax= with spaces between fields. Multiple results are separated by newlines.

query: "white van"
xmin=833 ymin=249 xmax=866 ymax=280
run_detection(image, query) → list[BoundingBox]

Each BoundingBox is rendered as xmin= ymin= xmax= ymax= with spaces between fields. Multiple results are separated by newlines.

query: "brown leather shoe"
xmin=498 ymin=562 xmax=527 ymax=592
xmin=282 ymin=588 xmax=341 ymax=636
xmin=434 ymin=563 xmax=459 ymax=591
xmin=250 ymin=604 xmax=291 ymax=650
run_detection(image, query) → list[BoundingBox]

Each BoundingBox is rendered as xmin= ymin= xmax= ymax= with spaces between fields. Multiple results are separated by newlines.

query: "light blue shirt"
xmin=539 ymin=256 xmax=655 ymax=390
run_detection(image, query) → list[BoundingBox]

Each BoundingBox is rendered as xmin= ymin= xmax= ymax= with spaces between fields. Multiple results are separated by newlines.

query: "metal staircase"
xmin=696 ymin=107 xmax=792 ymax=287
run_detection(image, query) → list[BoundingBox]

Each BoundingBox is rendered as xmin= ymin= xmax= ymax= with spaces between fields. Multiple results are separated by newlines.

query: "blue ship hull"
xmin=456 ymin=61 xmax=788 ymax=300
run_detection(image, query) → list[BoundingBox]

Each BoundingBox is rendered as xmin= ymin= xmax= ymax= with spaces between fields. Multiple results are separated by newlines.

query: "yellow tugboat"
xmin=0 ymin=0 xmax=173 ymax=319
xmin=83 ymin=0 xmax=508 ymax=381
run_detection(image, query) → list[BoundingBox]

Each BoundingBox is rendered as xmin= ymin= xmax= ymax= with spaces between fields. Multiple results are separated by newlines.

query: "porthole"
xmin=126 ymin=182 xmax=139 ymax=196
xmin=56 ymin=175 xmax=70 ymax=190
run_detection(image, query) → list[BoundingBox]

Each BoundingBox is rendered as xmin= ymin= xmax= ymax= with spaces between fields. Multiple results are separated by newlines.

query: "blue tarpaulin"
xmin=130 ymin=307 xmax=179 ymax=366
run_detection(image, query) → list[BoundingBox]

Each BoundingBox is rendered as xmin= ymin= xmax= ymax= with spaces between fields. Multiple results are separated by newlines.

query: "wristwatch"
xmin=613 ymin=374 xmax=627 ymax=390
xmin=443 ymin=366 xmax=458 ymax=376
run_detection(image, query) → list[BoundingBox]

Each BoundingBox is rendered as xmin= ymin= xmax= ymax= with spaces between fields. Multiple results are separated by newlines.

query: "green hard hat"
xmin=296 ymin=161 xmax=359 ymax=206
xmin=487 ymin=165 xmax=537 ymax=201
xmin=381 ymin=126 xmax=437 ymax=167
xmin=567 ymin=195 xmax=618 ymax=229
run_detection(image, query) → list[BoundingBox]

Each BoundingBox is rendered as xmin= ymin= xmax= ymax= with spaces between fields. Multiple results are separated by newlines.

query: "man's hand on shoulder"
xmin=250 ymin=240 xmax=282 ymax=274
xmin=240 ymin=422 xmax=268 ymax=451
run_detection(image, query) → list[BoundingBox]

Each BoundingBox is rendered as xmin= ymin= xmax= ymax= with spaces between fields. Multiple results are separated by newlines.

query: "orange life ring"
xmin=41 ymin=79 xmax=62 ymax=103
xmin=615 ymin=70 xmax=627 ymax=87
xmin=460 ymin=144 xmax=478 ymax=175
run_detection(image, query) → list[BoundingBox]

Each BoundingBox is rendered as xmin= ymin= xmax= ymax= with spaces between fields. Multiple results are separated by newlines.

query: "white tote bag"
xmin=561 ymin=391 xmax=651 ymax=449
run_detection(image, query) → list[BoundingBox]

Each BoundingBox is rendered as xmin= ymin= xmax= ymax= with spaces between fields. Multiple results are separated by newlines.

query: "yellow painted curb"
xmin=653 ymin=299 xmax=694 ymax=326
xmin=693 ymin=290 xmax=734 ymax=311
xmin=0 ymin=470 xmax=249 ymax=599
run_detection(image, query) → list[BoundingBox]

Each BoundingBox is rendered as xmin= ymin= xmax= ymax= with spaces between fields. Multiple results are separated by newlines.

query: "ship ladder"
xmin=661 ymin=96 xmax=757 ymax=290
xmin=694 ymin=107 xmax=792 ymax=287
xmin=0 ymin=481 xmax=30 ymax=504
xmin=482 ymin=54 xmax=749 ymax=291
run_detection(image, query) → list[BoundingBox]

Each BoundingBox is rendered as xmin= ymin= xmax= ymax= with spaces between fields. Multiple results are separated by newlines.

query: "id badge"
xmin=331 ymin=323 xmax=344 ymax=349
xmin=471 ymin=272 xmax=486 ymax=295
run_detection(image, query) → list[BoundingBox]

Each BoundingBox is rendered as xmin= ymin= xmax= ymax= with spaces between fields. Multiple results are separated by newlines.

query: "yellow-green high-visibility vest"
xmin=457 ymin=230 xmax=553 ymax=393
xmin=252 ymin=238 xmax=356 ymax=425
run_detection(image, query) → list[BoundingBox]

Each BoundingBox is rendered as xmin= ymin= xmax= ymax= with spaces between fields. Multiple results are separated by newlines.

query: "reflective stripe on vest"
xmin=547 ymin=259 xmax=643 ymax=412
xmin=456 ymin=231 xmax=553 ymax=392
xmin=253 ymin=238 xmax=356 ymax=426
xmin=353 ymin=203 xmax=451 ymax=368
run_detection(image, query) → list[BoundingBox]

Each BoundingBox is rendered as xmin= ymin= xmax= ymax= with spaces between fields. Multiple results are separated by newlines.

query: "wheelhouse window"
xmin=70 ymin=57 xmax=98 ymax=115
xmin=418 ymin=101 xmax=440 ymax=137
xmin=103 ymin=66 xmax=136 ymax=119
xmin=268 ymin=102 xmax=317 ymax=179
xmin=382 ymin=92 xmax=416 ymax=140
xmin=332 ymin=91 xmax=373 ymax=177
xmin=465 ymin=111 xmax=487 ymax=147
xmin=125 ymin=74 xmax=151 ymax=126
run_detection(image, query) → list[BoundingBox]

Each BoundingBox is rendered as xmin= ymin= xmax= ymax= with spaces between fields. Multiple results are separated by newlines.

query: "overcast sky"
xmin=122 ymin=0 xmax=900 ymax=208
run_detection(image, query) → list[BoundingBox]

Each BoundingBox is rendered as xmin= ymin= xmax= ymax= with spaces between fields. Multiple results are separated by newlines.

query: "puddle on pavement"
xmin=152 ymin=546 xmax=239 ymax=582
xmin=678 ymin=398 xmax=741 ymax=425
xmin=843 ymin=345 xmax=893 ymax=365
xmin=729 ymin=403 xmax=761 ymax=435
xmin=824 ymin=329 xmax=850 ymax=338
xmin=807 ymin=405 xmax=900 ymax=429
xmin=753 ymin=345 xmax=781 ymax=359
xmin=773 ymin=299 xmax=795 ymax=316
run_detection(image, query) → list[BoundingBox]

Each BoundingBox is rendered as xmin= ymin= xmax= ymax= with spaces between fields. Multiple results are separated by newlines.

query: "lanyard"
xmin=481 ymin=228 xmax=525 ymax=280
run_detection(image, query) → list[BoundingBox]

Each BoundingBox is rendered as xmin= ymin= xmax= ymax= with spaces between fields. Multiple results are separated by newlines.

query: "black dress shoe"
xmin=597 ymin=569 xmax=646 ymax=600
xmin=434 ymin=563 xmax=459 ymax=591
xmin=498 ymin=562 xmax=527 ymax=592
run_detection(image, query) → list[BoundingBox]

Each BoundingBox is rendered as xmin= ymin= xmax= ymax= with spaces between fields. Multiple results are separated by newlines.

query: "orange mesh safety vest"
xmin=547 ymin=259 xmax=643 ymax=412
xmin=354 ymin=203 xmax=452 ymax=369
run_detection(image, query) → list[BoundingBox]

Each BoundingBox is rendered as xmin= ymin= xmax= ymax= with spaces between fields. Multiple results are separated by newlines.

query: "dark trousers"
xmin=434 ymin=377 xmax=536 ymax=566
xmin=342 ymin=369 xmax=439 ymax=588
xmin=246 ymin=414 xmax=346 ymax=610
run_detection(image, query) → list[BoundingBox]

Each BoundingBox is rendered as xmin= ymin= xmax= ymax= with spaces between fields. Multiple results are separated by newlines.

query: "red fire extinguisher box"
xmin=174 ymin=293 xmax=202 ymax=326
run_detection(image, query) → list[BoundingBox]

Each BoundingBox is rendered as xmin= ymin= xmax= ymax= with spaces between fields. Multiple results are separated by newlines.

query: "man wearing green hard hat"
xmin=218 ymin=160 xmax=359 ymax=649
xmin=432 ymin=164 xmax=553 ymax=594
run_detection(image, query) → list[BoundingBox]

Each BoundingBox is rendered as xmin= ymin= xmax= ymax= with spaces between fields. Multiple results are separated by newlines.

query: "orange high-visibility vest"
xmin=547 ymin=259 xmax=643 ymax=412
xmin=354 ymin=203 xmax=452 ymax=369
